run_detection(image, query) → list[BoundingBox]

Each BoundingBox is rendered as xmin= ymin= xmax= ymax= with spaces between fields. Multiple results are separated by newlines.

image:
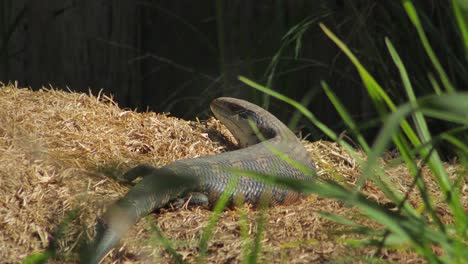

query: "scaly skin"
xmin=86 ymin=97 xmax=316 ymax=263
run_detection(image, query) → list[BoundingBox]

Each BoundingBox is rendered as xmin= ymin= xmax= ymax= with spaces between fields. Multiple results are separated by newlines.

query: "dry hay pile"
xmin=0 ymin=84 xmax=464 ymax=263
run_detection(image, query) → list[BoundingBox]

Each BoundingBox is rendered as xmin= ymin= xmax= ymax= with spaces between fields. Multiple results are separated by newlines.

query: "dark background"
xmin=1 ymin=0 xmax=466 ymax=141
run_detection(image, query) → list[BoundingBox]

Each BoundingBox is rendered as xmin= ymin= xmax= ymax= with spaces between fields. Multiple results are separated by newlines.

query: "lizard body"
xmin=87 ymin=97 xmax=316 ymax=263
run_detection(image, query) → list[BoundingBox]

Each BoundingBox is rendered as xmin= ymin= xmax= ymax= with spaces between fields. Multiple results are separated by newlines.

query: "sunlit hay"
xmin=0 ymin=84 xmax=464 ymax=263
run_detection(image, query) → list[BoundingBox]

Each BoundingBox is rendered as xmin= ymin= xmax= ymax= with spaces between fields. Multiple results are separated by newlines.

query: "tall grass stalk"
xmin=452 ymin=0 xmax=468 ymax=60
xmin=402 ymin=0 xmax=456 ymax=93
xmin=197 ymin=175 xmax=239 ymax=264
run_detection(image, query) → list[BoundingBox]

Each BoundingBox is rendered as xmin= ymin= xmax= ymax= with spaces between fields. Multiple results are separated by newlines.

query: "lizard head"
xmin=210 ymin=97 xmax=278 ymax=148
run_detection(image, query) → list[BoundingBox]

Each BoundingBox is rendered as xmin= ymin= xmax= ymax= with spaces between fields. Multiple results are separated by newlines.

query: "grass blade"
xmin=402 ymin=0 xmax=456 ymax=92
xmin=197 ymin=176 xmax=239 ymax=263
xmin=452 ymin=0 xmax=468 ymax=60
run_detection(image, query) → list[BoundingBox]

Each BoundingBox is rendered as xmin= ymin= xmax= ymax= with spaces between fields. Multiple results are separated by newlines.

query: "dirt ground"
xmin=0 ymin=84 xmax=464 ymax=263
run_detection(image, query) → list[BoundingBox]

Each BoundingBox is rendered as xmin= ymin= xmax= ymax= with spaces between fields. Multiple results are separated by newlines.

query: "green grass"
xmin=453 ymin=0 xmax=468 ymax=59
xmin=237 ymin=1 xmax=468 ymax=262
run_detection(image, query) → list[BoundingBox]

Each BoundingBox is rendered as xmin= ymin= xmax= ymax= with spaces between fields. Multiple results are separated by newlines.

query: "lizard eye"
xmin=238 ymin=111 xmax=250 ymax=120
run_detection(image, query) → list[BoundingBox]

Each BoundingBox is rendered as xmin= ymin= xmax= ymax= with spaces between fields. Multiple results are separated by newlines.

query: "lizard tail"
xmin=86 ymin=168 xmax=198 ymax=263
xmin=85 ymin=197 xmax=145 ymax=263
